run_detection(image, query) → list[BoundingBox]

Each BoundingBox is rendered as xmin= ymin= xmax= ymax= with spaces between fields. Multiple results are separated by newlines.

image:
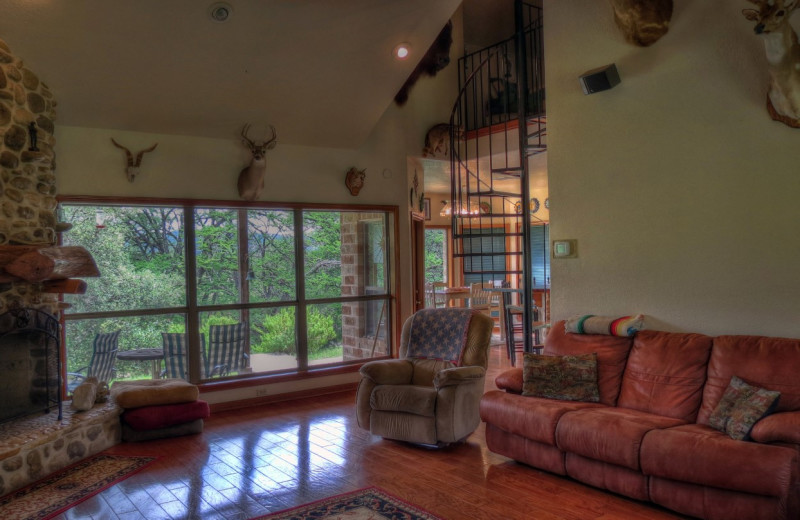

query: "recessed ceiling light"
xmin=393 ymin=43 xmax=411 ymax=60
xmin=209 ymin=2 xmax=233 ymax=23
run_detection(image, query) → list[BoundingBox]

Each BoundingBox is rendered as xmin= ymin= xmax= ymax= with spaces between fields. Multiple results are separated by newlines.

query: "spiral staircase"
xmin=449 ymin=1 xmax=546 ymax=353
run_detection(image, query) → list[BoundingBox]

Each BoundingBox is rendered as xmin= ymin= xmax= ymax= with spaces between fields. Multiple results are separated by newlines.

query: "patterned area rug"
xmin=0 ymin=454 xmax=155 ymax=520
xmin=254 ymin=487 xmax=443 ymax=520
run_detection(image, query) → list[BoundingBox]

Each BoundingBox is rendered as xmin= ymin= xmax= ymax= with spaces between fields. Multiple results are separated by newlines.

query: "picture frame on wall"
xmin=423 ymin=198 xmax=431 ymax=220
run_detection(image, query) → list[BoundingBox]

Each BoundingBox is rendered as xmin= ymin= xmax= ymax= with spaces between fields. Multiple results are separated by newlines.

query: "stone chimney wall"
xmin=0 ymin=37 xmax=58 ymax=313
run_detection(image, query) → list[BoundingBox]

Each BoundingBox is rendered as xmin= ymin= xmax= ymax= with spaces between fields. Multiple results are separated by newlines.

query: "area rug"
xmin=254 ymin=486 xmax=443 ymax=520
xmin=0 ymin=454 xmax=155 ymax=520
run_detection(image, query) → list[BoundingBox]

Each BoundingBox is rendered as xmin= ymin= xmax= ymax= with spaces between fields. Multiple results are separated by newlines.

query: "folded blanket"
xmin=111 ymin=378 xmax=199 ymax=409
xmin=565 ymin=314 xmax=644 ymax=337
xmin=122 ymin=400 xmax=210 ymax=431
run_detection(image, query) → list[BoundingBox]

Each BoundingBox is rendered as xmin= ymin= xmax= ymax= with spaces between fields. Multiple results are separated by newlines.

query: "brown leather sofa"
xmin=479 ymin=321 xmax=800 ymax=520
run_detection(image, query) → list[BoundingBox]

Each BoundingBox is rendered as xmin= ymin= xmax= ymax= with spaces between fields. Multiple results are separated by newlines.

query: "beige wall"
xmin=546 ymin=1 xmax=800 ymax=337
xmin=54 ymin=8 xmax=463 ymax=403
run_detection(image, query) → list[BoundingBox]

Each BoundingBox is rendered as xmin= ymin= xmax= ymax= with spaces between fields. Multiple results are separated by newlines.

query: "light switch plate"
xmin=552 ymin=239 xmax=577 ymax=259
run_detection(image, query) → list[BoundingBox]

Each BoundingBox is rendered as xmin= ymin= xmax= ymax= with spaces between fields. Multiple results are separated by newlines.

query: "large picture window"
xmin=60 ymin=200 xmax=395 ymax=386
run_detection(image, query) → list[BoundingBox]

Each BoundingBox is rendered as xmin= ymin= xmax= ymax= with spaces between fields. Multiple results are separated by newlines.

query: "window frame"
xmin=58 ymin=195 xmax=400 ymax=390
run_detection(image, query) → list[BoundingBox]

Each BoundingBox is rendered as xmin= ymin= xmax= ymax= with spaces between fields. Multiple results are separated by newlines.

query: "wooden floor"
xmin=53 ymin=344 xmax=688 ymax=520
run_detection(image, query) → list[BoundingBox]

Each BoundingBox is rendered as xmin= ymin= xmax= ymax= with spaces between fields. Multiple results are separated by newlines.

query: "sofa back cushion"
xmin=617 ymin=330 xmax=713 ymax=422
xmin=698 ymin=335 xmax=800 ymax=424
xmin=543 ymin=321 xmax=634 ymax=406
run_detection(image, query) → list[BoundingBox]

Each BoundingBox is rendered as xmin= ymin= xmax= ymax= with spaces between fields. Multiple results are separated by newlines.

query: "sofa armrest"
xmin=359 ymin=359 xmax=414 ymax=385
xmin=495 ymin=367 xmax=523 ymax=394
xmin=750 ymin=411 xmax=800 ymax=444
xmin=434 ymin=366 xmax=485 ymax=389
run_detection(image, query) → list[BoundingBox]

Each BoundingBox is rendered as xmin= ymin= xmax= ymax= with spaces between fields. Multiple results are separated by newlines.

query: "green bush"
xmin=253 ymin=308 xmax=336 ymax=356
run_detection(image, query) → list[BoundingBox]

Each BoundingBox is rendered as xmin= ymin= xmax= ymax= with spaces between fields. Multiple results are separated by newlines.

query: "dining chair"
xmin=161 ymin=333 xmax=206 ymax=379
xmin=66 ymin=330 xmax=121 ymax=392
xmin=207 ymin=323 xmax=249 ymax=377
xmin=431 ymin=281 xmax=447 ymax=308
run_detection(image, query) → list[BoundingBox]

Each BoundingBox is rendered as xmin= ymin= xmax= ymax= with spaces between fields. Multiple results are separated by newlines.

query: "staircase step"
xmin=470 ymin=190 xmax=522 ymax=198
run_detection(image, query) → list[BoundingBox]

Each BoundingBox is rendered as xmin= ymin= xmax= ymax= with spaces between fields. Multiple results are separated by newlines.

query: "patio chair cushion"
xmin=122 ymin=400 xmax=210 ymax=431
xmin=111 ymin=378 xmax=199 ymax=409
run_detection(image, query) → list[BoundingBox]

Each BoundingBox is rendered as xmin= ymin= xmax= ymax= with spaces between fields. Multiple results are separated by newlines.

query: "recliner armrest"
xmin=433 ymin=366 xmax=485 ymax=389
xmin=750 ymin=411 xmax=800 ymax=444
xmin=359 ymin=359 xmax=414 ymax=385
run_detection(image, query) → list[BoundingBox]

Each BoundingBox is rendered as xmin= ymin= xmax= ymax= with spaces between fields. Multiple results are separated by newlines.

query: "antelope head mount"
xmin=609 ymin=0 xmax=673 ymax=47
xmin=110 ymin=138 xmax=158 ymax=182
xmin=238 ymin=124 xmax=277 ymax=201
xmin=743 ymin=0 xmax=800 ymax=127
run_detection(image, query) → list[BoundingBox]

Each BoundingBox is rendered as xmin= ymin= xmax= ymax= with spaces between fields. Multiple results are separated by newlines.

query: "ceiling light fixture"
xmin=393 ymin=43 xmax=411 ymax=60
xmin=209 ymin=2 xmax=234 ymax=23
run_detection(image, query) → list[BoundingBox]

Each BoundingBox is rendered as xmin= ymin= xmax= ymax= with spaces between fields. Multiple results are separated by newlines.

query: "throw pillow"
xmin=565 ymin=314 xmax=644 ymax=337
xmin=522 ymin=353 xmax=600 ymax=402
xmin=709 ymin=376 xmax=780 ymax=441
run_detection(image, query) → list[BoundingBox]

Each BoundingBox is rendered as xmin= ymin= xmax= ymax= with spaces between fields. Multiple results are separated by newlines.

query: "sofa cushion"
xmin=479 ymin=390 xmax=605 ymax=446
xmin=555 ymin=407 xmax=685 ymax=470
xmin=522 ymin=353 xmax=599 ymax=402
xmin=616 ymin=330 xmax=712 ymax=422
xmin=698 ymin=335 xmax=800 ymax=424
xmin=544 ymin=321 xmax=634 ymax=406
xmin=709 ymin=376 xmax=780 ymax=441
xmin=370 ymin=384 xmax=437 ymax=417
xmin=564 ymin=314 xmax=644 ymax=336
xmin=494 ymin=367 xmax=523 ymax=394
xmin=751 ymin=411 xmax=800 ymax=444
xmin=641 ymin=423 xmax=798 ymax=497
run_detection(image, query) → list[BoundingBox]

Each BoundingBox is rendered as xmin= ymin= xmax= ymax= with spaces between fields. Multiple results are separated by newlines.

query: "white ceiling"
xmin=0 ymin=0 xmax=463 ymax=148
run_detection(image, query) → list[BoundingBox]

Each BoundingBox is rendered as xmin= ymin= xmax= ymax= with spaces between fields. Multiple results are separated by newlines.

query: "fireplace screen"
xmin=0 ymin=309 xmax=61 ymax=424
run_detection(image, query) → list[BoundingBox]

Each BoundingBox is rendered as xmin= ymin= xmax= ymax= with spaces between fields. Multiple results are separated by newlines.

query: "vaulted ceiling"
xmin=0 ymin=0 xmax=469 ymax=149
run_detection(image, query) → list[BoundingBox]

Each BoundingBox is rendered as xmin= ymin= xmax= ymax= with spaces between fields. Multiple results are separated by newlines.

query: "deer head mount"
xmin=609 ymin=0 xmax=673 ymax=47
xmin=395 ymin=20 xmax=453 ymax=106
xmin=110 ymin=138 xmax=158 ymax=182
xmin=238 ymin=124 xmax=277 ymax=201
xmin=743 ymin=0 xmax=800 ymax=127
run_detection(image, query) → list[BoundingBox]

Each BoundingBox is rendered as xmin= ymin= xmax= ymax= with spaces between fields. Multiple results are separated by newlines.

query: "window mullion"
xmin=185 ymin=207 xmax=201 ymax=383
xmin=294 ymin=209 xmax=308 ymax=370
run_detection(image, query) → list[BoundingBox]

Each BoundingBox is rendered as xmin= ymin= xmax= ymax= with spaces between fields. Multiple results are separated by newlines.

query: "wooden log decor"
xmin=0 ymin=246 xmax=100 ymax=283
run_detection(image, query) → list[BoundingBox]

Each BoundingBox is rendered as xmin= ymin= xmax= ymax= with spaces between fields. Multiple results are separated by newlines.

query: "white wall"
xmin=546 ymin=0 xmax=800 ymax=337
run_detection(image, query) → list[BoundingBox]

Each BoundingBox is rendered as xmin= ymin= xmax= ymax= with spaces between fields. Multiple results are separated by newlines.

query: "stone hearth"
xmin=0 ymin=401 xmax=120 ymax=496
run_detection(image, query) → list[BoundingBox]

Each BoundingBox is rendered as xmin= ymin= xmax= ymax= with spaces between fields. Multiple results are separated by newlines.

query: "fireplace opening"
xmin=0 ymin=309 xmax=61 ymax=424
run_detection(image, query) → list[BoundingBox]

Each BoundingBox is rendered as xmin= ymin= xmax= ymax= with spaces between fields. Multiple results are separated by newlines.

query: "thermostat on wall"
xmin=552 ymin=239 xmax=577 ymax=259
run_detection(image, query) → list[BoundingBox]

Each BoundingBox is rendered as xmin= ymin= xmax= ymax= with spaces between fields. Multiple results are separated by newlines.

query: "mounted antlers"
xmin=110 ymin=138 xmax=158 ymax=182
xmin=609 ymin=0 xmax=673 ymax=47
xmin=237 ymin=124 xmax=277 ymax=201
xmin=743 ymin=0 xmax=800 ymax=127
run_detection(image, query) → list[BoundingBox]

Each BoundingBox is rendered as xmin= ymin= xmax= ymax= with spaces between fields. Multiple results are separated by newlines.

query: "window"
xmin=424 ymin=227 xmax=448 ymax=285
xmin=530 ymin=223 xmax=550 ymax=289
xmin=61 ymin=200 xmax=395 ymax=385
xmin=462 ymin=227 xmax=506 ymax=285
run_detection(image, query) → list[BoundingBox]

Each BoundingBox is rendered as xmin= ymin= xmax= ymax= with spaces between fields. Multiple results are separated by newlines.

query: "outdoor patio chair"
xmin=66 ymin=330 xmax=121 ymax=392
xmin=206 ymin=323 xmax=249 ymax=377
xmin=161 ymin=333 xmax=206 ymax=379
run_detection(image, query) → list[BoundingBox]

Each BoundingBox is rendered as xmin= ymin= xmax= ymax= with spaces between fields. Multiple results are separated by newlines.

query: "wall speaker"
xmin=579 ymin=64 xmax=621 ymax=95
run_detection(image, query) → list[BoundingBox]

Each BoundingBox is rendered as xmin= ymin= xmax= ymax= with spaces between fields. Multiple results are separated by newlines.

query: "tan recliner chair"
xmin=356 ymin=308 xmax=493 ymax=446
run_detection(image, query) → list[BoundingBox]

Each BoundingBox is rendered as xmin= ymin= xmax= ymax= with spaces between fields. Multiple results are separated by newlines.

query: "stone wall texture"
xmin=0 ymin=37 xmax=59 ymax=314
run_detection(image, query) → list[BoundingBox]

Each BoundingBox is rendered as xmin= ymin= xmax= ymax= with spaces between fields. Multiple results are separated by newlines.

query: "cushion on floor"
xmin=122 ymin=418 xmax=204 ymax=442
xmin=111 ymin=378 xmax=199 ymax=408
xmin=122 ymin=400 xmax=210 ymax=431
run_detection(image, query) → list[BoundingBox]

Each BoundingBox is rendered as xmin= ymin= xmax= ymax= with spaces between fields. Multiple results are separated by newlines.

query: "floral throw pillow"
xmin=522 ymin=353 xmax=600 ymax=402
xmin=709 ymin=376 xmax=780 ymax=441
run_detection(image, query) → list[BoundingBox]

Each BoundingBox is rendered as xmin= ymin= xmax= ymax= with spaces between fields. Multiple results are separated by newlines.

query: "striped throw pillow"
xmin=565 ymin=314 xmax=644 ymax=337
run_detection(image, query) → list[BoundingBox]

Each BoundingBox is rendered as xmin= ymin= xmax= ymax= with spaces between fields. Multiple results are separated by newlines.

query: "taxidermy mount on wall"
xmin=609 ymin=0 xmax=673 ymax=47
xmin=345 ymin=167 xmax=366 ymax=196
xmin=743 ymin=0 xmax=800 ymax=128
xmin=238 ymin=124 xmax=277 ymax=201
xmin=110 ymin=138 xmax=158 ymax=182
xmin=422 ymin=123 xmax=464 ymax=158
xmin=395 ymin=21 xmax=453 ymax=106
